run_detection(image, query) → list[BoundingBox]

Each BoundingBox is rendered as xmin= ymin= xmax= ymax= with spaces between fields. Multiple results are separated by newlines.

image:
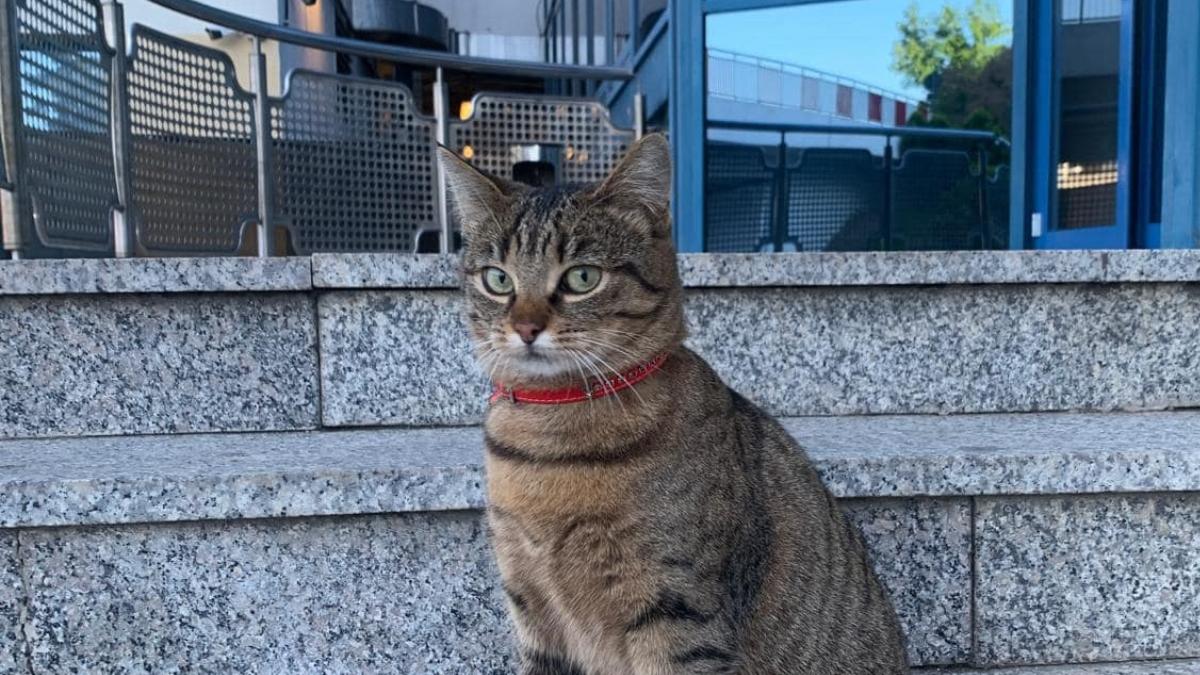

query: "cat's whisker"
xmin=565 ymin=335 xmax=656 ymax=403
xmin=576 ymin=343 xmax=648 ymax=408
xmin=561 ymin=348 xmax=598 ymax=412
xmin=575 ymin=347 xmax=628 ymax=414
xmin=567 ymin=335 xmax=647 ymax=366
xmin=589 ymin=327 xmax=650 ymax=340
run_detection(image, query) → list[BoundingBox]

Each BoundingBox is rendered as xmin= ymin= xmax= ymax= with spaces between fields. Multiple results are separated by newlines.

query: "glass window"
xmin=1053 ymin=0 xmax=1121 ymax=230
xmin=704 ymin=0 xmax=1014 ymax=253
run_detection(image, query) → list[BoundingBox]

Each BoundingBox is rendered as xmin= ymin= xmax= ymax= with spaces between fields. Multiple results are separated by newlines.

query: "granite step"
xmin=2 ymin=409 xmax=1198 ymax=529
xmin=7 ymin=250 xmax=1200 ymax=440
xmin=923 ymin=658 xmax=1200 ymax=674
xmin=2 ymin=410 xmax=1199 ymax=672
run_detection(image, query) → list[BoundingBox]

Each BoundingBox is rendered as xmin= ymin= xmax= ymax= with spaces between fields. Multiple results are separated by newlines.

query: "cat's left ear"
xmin=589 ymin=133 xmax=672 ymax=236
xmin=437 ymin=146 xmax=523 ymax=240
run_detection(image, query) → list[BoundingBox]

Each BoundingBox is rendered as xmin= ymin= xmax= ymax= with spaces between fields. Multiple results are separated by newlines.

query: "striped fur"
xmin=440 ymin=135 xmax=908 ymax=674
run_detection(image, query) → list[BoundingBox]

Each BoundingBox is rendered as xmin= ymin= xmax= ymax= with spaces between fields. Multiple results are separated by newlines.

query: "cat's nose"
xmin=513 ymin=321 xmax=544 ymax=345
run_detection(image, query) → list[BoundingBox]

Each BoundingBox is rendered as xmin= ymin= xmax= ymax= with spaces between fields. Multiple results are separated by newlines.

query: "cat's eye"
xmin=561 ymin=266 xmax=603 ymax=294
xmin=481 ymin=267 xmax=514 ymax=295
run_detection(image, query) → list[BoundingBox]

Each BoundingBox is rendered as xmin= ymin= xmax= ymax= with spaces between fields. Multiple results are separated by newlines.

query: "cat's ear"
xmin=437 ymin=147 xmax=522 ymax=238
xmin=589 ymin=133 xmax=672 ymax=235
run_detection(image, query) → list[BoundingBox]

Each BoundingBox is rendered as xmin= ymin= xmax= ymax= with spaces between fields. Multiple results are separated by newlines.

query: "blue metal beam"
xmin=1008 ymin=0 xmax=1033 ymax=249
xmin=1161 ymin=0 xmax=1200 ymax=248
xmin=669 ymin=0 xmax=706 ymax=252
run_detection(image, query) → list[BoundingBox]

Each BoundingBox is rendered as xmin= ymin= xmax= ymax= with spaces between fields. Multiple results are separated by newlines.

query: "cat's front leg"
xmin=623 ymin=592 xmax=741 ymax=675
xmin=507 ymin=591 xmax=585 ymax=675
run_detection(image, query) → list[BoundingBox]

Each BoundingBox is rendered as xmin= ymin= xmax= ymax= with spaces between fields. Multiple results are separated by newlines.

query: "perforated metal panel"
xmin=704 ymin=142 xmax=775 ymax=253
xmin=271 ymin=71 xmax=438 ymax=253
xmin=891 ymin=150 xmax=982 ymax=251
xmin=988 ymin=165 xmax=1010 ymax=249
xmin=127 ymin=25 xmax=256 ymax=254
xmin=11 ymin=0 xmax=116 ymax=253
xmin=788 ymin=148 xmax=884 ymax=252
xmin=449 ymin=93 xmax=634 ymax=185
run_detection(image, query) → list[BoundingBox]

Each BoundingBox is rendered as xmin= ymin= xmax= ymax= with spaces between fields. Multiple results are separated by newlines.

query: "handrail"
xmin=708 ymin=120 xmax=1009 ymax=146
xmin=706 ymin=120 xmax=1005 ymax=253
xmin=707 ymin=48 xmax=921 ymax=106
xmin=146 ymin=0 xmax=634 ymax=81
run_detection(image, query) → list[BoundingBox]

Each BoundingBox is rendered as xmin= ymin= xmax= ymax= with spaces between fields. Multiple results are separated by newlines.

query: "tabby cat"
xmin=438 ymin=135 xmax=908 ymax=674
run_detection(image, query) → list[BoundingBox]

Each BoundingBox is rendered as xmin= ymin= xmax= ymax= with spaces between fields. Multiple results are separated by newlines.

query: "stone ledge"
xmin=311 ymin=250 xmax=1200 ymax=289
xmin=2 ymin=411 xmax=1197 ymax=529
xmin=4 ymin=250 xmax=1198 ymax=296
xmin=0 ymin=257 xmax=311 ymax=295
xmin=924 ymin=658 xmax=1200 ymax=674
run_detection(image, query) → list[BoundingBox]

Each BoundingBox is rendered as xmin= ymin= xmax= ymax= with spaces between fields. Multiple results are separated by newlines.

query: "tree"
xmin=893 ymin=0 xmax=1013 ymax=162
xmin=892 ymin=0 xmax=1010 ymax=91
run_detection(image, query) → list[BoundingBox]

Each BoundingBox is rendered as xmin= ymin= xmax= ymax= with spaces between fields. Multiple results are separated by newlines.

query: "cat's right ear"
xmin=437 ymin=147 xmax=521 ymax=239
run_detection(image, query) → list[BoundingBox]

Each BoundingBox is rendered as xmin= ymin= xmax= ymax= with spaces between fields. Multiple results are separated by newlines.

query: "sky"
xmin=707 ymin=0 xmax=1015 ymax=101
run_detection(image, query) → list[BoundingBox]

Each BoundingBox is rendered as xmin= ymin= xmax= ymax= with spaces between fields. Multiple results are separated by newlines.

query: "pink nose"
xmin=513 ymin=321 xmax=543 ymax=345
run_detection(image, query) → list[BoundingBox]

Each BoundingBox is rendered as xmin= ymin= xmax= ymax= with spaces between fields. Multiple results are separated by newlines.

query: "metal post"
xmin=250 ymin=36 xmax=276 ymax=257
xmin=572 ymin=0 xmax=581 ymax=66
xmin=558 ymin=0 xmax=567 ymax=93
xmin=978 ymin=144 xmax=991 ymax=249
xmin=102 ymin=0 xmax=135 ymax=257
xmin=604 ymin=0 xmax=615 ymax=64
xmin=0 ymin=0 xmax=23 ymax=256
xmin=628 ymin=0 xmax=640 ymax=54
xmin=771 ymin=133 xmax=788 ymax=252
xmin=633 ymin=91 xmax=645 ymax=139
xmin=585 ymin=0 xmax=594 ymax=94
xmin=433 ymin=66 xmax=452 ymax=253
xmin=881 ymin=137 xmax=894 ymax=251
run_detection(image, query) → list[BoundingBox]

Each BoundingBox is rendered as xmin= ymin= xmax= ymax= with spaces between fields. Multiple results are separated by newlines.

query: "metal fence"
xmin=0 ymin=0 xmax=634 ymax=258
xmin=705 ymin=122 xmax=1009 ymax=252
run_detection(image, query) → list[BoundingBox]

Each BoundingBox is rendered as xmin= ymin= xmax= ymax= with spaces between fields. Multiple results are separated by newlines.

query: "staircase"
xmin=2 ymin=249 xmax=1200 ymax=673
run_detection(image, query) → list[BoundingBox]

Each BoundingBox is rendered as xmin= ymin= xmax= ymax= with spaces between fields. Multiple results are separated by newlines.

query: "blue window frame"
xmin=1022 ymin=0 xmax=1170 ymax=250
xmin=674 ymin=0 xmax=1185 ymax=251
xmin=1030 ymin=0 xmax=1131 ymax=249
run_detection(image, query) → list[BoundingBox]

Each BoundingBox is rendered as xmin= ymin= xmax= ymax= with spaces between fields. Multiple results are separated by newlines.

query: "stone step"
xmin=4 ymin=250 xmax=1200 ymax=439
xmin=924 ymin=659 xmax=1200 ymax=674
xmin=2 ymin=410 xmax=1198 ymax=672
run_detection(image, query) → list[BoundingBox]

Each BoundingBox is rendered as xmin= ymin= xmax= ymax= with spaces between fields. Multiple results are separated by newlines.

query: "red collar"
xmin=490 ymin=352 xmax=670 ymax=405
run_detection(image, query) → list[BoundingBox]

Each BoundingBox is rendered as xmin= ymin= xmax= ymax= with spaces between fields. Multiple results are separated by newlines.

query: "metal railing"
xmin=0 ymin=0 xmax=634 ymax=259
xmin=705 ymin=121 xmax=1010 ymax=252
xmin=707 ymin=49 xmax=921 ymax=110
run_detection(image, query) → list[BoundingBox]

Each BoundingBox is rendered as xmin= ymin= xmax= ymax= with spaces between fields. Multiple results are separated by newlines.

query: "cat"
xmin=438 ymin=134 xmax=908 ymax=675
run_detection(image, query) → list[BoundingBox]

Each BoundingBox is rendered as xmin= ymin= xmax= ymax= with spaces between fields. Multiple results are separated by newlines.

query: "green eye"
xmin=561 ymin=266 xmax=603 ymax=294
xmin=481 ymin=267 xmax=514 ymax=294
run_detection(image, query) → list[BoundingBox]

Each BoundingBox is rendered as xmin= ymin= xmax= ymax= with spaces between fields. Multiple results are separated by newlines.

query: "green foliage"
xmin=892 ymin=0 xmax=1010 ymax=89
xmin=893 ymin=0 xmax=1013 ymax=160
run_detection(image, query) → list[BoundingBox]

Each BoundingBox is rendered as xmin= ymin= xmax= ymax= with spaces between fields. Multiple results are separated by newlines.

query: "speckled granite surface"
xmin=686 ymin=283 xmax=1200 ymax=416
xmin=318 ymin=290 xmax=487 ymax=427
xmin=0 ymin=532 xmax=25 ymax=674
xmin=309 ymin=250 xmax=1200 ymax=289
xmin=781 ymin=411 xmax=1200 ymax=497
xmin=975 ymin=494 xmax=1200 ymax=665
xmin=0 ymin=257 xmax=311 ymax=295
xmin=318 ymin=283 xmax=1200 ymax=425
xmin=0 ymin=427 xmax=487 ymax=528
xmin=18 ymin=513 xmax=513 ymax=674
xmin=0 ymin=293 xmax=320 ymax=438
xmin=843 ymin=498 xmax=971 ymax=666
xmin=929 ymin=659 xmax=1200 ymax=674
xmin=3 ymin=411 xmax=1198 ymax=528
xmin=312 ymin=253 xmax=460 ymax=289
xmin=6 ymin=250 xmax=1199 ymax=295
xmin=10 ymin=503 xmax=964 ymax=670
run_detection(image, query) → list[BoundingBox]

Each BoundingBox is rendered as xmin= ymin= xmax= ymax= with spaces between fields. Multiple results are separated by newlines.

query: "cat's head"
xmin=438 ymin=134 xmax=684 ymax=388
